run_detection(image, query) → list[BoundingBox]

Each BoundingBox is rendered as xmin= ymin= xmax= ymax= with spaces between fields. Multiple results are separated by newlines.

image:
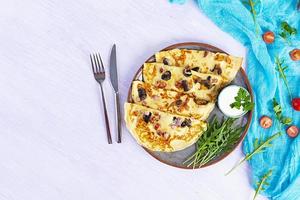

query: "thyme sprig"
xmin=226 ymin=132 xmax=281 ymax=175
xmin=275 ymin=57 xmax=292 ymax=100
xmin=253 ymin=170 xmax=273 ymax=200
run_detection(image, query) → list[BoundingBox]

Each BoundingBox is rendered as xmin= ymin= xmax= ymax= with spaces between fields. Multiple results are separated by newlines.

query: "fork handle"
xmin=115 ymin=92 xmax=122 ymax=143
xmin=99 ymin=83 xmax=112 ymax=144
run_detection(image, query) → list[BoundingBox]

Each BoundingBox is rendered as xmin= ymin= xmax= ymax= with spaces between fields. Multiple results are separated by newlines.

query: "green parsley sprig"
xmin=230 ymin=88 xmax=254 ymax=112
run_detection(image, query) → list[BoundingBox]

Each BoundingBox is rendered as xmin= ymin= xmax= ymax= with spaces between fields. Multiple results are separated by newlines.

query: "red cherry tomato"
xmin=292 ymin=98 xmax=300 ymax=111
xmin=286 ymin=126 xmax=299 ymax=138
xmin=259 ymin=116 xmax=273 ymax=129
xmin=262 ymin=31 xmax=275 ymax=44
xmin=290 ymin=49 xmax=300 ymax=61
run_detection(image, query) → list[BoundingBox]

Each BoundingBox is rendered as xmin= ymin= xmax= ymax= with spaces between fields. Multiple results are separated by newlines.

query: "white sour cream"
xmin=217 ymin=85 xmax=250 ymax=118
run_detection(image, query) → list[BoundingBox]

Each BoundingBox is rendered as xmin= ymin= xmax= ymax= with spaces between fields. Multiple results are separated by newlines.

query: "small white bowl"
xmin=217 ymin=85 xmax=251 ymax=118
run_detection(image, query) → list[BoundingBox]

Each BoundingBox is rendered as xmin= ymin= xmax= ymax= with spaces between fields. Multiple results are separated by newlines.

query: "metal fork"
xmin=90 ymin=53 xmax=112 ymax=144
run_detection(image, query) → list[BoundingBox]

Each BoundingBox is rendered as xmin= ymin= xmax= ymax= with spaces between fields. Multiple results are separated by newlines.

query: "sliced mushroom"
xmin=181 ymin=80 xmax=189 ymax=91
xmin=199 ymin=79 xmax=211 ymax=89
xmin=191 ymin=67 xmax=200 ymax=72
xmin=163 ymin=58 xmax=170 ymax=65
xmin=172 ymin=116 xmax=177 ymax=122
xmin=196 ymin=76 xmax=215 ymax=89
xmin=138 ymin=88 xmax=147 ymax=100
xmin=203 ymin=51 xmax=208 ymax=57
xmin=183 ymin=68 xmax=192 ymax=77
xmin=143 ymin=112 xmax=152 ymax=123
xmin=181 ymin=118 xmax=192 ymax=127
xmin=161 ymin=71 xmax=171 ymax=80
xmin=211 ymin=64 xmax=222 ymax=75
xmin=194 ymin=98 xmax=209 ymax=105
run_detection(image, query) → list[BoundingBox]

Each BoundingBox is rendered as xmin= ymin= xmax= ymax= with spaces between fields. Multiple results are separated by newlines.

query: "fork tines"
xmin=90 ymin=52 xmax=112 ymax=144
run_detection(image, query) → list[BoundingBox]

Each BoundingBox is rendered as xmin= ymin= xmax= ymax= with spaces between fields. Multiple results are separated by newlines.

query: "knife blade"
xmin=109 ymin=44 xmax=122 ymax=143
xmin=110 ymin=44 xmax=118 ymax=92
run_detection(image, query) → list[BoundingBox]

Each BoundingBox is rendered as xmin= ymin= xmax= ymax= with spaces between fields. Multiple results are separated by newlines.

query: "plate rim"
xmin=127 ymin=42 xmax=253 ymax=169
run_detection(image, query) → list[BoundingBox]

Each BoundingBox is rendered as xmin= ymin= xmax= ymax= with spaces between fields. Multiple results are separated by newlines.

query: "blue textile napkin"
xmin=170 ymin=0 xmax=300 ymax=199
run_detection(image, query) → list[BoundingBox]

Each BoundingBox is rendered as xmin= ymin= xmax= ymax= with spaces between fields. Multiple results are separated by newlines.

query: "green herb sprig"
xmin=272 ymin=98 xmax=292 ymax=126
xmin=253 ymin=170 xmax=273 ymax=200
xmin=226 ymin=132 xmax=281 ymax=175
xmin=275 ymin=57 xmax=292 ymax=100
xmin=279 ymin=21 xmax=297 ymax=45
xmin=183 ymin=117 xmax=244 ymax=168
xmin=230 ymin=88 xmax=254 ymax=112
xmin=243 ymin=0 xmax=260 ymax=35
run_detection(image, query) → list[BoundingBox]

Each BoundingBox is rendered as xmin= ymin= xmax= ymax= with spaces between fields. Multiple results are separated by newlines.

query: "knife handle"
xmin=115 ymin=92 xmax=122 ymax=143
xmin=99 ymin=83 xmax=112 ymax=144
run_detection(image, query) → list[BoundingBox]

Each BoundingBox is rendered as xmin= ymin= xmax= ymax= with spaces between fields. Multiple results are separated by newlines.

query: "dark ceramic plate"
xmin=127 ymin=42 xmax=253 ymax=169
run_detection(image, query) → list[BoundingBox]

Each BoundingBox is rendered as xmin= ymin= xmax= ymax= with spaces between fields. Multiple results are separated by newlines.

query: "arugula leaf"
xmin=275 ymin=57 xmax=292 ymax=100
xmin=279 ymin=21 xmax=297 ymax=44
xmin=281 ymin=117 xmax=292 ymax=125
xmin=183 ymin=117 xmax=244 ymax=168
xmin=230 ymin=88 xmax=254 ymax=112
xmin=281 ymin=22 xmax=297 ymax=35
xmin=226 ymin=132 xmax=281 ymax=175
xmin=273 ymin=98 xmax=282 ymax=119
xmin=242 ymin=0 xmax=260 ymax=35
xmin=253 ymin=170 xmax=273 ymax=200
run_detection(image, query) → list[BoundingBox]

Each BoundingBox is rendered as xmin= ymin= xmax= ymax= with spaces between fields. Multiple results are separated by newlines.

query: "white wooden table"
xmin=0 ymin=0 xmax=266 ymax=199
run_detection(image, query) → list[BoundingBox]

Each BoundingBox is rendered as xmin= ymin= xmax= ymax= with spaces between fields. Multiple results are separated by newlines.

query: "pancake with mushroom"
xmin=155 ymin=49 xmax=242 ymax=83
xmin=131 ymin=80 xmax=215 ymax=120
xmin=142 ymin=62 xmax=223 ymax=101
xmin=143 ymin=62 xmax=194 ymax=92
xmin=124 ymin=103 xmax=207 ymax=152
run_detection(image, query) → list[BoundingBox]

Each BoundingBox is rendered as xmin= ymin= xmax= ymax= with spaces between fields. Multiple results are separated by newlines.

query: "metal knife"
xmin=109 ymin=44 xmax=122 ymax=143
